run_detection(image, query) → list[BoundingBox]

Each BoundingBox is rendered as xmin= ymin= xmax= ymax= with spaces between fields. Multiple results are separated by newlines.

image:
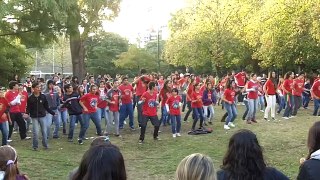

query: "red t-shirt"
xmin=19 ymin=91 xmax=28 ymax=113
xmin=224 ymin=88 xmax=235 ymax=103
xmin=97 ymin=89 xmax=108 ymax=109
xmin=80 ymin=93 xmax=99 ymax=114
xmin=311 ymin=80 xmax=320 ymax=98
xmin=282 ymin=79 xmax=293 ymax=95
xmin=107 ymin=89 xmax=120 ymax=112
xmin=141 ymin=91 xmax=158 ymax=116
xmin=5 ymin=90 xmax=21 ymax=113
xmin=186 ymin=84 xmax=194 ymax=102
xmin=118 ymin=84 xmax=133 ymax=104
xmin=166 ymin=95 xmax=181 ymax=115
xmin=264 ymin=80 xmax=276 ymax=95
xmin=247 ymin=81 xmax=259 ymax=99
xmin=191 ymin=91 xmax=203 ymax=108
xmin=293 ymin=79 xmax=304 ymax=96
xmin=178 ymin=78 xmax=186 ymax=86
xmin=199 ymin=85 xmax=206 ymax=95
xmin=157 ymin=79 xmax=164 ymax=89
xmin=136 ymin=76 xmax=150 ymax=96
xmin=159 ymin=88 xmax=171 ymax=107
xmin=0 ymin=97 xmax=9 ymax=123
xmin=234 ymin=72 xmax=246 ymax=87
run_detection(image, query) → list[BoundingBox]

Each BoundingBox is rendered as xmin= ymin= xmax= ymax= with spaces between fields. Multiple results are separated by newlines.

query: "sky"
xmin=103 ymin=0 xmax=187 ymax=43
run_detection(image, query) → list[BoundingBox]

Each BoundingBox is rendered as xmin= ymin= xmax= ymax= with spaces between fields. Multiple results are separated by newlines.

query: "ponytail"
xmin=4 ymin=161 xmax=18 ymax=180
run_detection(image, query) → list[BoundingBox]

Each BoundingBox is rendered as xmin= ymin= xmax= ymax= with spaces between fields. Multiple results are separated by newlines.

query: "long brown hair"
xmin=0 ymin=145 xmax=19 ymax=180
xmin=307 ymin=121 xmax=320 ymax=159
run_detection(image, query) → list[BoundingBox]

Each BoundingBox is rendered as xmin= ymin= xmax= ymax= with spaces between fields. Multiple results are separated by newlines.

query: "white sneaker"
xmin=7 ymin=139 xmax=12 ymax=143
xmin=172 ymin=134 xmax=176 ymax=138
xmin=228 ymin=122 xmax=236 ymax=128
xmin=260 ymin=110 xmax=264 ymax=112
xmin=124 ymin=121 xmax=127 ymax=125
xmin=224 ymin=125 xmax=230 ymax=130
xmin=176 ymin=133 xmax=181 ymax=137
xmin=290 ymin=116 xmax=296 ymax=118
xmin=282 ymin=117 xmax=289 ymax=120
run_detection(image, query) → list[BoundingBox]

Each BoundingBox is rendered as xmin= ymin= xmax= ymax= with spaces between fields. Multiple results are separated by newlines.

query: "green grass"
xmin=10 ymin=105 xmax=319 ymax=180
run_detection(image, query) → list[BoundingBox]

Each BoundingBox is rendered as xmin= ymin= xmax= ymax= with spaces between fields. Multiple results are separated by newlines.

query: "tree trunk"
xmin=70 ymin=33 xmax=86 ymax=80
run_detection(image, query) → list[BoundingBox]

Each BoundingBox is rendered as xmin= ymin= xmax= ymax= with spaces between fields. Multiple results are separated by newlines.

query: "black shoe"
xmin=63 ymin=129 xmax=67 ymax=135
xmin=130 ymin=127 xmax=136 ymax=131
xmin=52 ymin=136 xmax=60 ymax=139
xmin=138 ymin=140 xmax=144 ymax=144
xmin=78 ymin=139 xmax=83 ymax=145
xmin=264 ymin=118 xmax=268 ymax=121
xmin=208 ymin=121 xmax=213 ymax=125
xmin=154 ymin=137 xmax=161 ymax=141
xmin=68 ymin=138 xmax=73 ymax=142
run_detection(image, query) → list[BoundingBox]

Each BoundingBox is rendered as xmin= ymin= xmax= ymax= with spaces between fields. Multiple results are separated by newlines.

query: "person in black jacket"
xmin=217 ymin=129 xmax=289 ymax=180
xmin=297 ymin=121 xmax=320 ymax=180
xmin=62 ymin=84 xmax=83 ymax=142
xmin=26 ymin=83 xmax=55 ymax=151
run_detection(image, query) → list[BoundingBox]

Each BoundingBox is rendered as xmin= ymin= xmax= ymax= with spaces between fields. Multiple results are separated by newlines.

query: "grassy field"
xmin=9 ymin=105 xmax=319 ymax=180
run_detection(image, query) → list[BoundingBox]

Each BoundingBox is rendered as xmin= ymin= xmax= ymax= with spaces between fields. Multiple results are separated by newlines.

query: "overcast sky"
xmin=103 ymin=0 xmax=187 ymax=42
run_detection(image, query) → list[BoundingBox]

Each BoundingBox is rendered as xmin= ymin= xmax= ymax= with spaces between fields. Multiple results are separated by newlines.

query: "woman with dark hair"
xmin=217 ymin=129 xmax=289 ymax=180
xmin=222 ymin=79 xmax=237 ymax=130
xmin=245 ymin=73 xmax=259 ymax=124
xmin=297 ymin=121 xmax=320 ymax=180
xmin=159 ymin=80 xmax=172 ymax=126
xmin=72 ymin=144 xmax=126 ymax=180
xmin=191 ymin=83 xmax=204 ymax=130
xmin=282 ymin=71 xmax=294 ymax=119
xmin=263 ymin=71 xmax=277 ymax=121
xmin=183 ymin=78 xmax=196 ymax=122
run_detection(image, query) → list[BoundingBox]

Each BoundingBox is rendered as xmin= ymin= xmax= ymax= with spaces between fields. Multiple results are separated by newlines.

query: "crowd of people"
xmin=0 ymin=69 xmax=320 ymax=179
xmin=0 ymin=122 xmax=319 ymax=179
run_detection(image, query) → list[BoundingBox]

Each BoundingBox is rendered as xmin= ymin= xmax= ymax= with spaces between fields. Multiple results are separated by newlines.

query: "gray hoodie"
xmin=43 ymin=80 xmax=60 ymax=110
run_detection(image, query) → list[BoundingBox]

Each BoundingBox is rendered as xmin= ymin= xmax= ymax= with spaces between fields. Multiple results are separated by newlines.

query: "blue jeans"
xmin=277 ymin=96 xmax=286 ymax=113
xmin=97 ymin=107 xmax=109 ymax=127
xmin=119 ymin=103 xmax=134 ymax=128
xmin=60 ymin=109 xmax=68 ymax=131
xmin=68 ymin=114 xmax=82 ymax=139
xmin=192 ymin=108 xmax=204 ymax=129
xmin=46 ymin=109 xmax=60 ymax=137
xmin=247 ymin=99 xmax=258 ymax=121
xmin=302 ymin=95 xmax=310 ymax=108
xmin=181 ymin=94 xmax=187 ymax=112
xmin=283 ymin=94 xmax=294 ymax=117
xmin=160 ymin=106 xmax=170 ymax=125
xmin=81 ymin=112 xmax=102 ymax=139
xmin=106 ymin=111 xmax=120 ymax=135
xmin=225 ymin=103 xmax=237 ymax=125
xmin=243 ymin=100 xmax=249 ymax=120
xmin=171 ymin=115 xmax=181 ymax=134
xmin=0 ymin=121 xmax=8 ymax=145
xmin=258 ymin=96 xmax=265 ymax=110
xmin=313 ymin=99 xmax=320 ymax=116
xmin=32 ymin=117 xmax=50 ymax=149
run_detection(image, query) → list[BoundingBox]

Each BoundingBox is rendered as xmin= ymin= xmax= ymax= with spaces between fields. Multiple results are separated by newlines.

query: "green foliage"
xmin=86 ymin=32 xmax=129 ymax=76
xmin=165 ymin=0 xmax=320 ymax=73
xmin=114 ymin=45 xmax=158 ymax=73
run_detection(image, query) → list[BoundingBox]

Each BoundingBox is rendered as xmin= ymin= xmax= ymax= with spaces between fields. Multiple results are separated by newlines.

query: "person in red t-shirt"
xmin=18 ymin=84 xmax=31 ymax=132
xmin=222 ymin=79 xmax=237 ymax=130
xmin=311 ymin=78 xmax=320 ymax=116
xmin=97 ymin=81 xmax=109 ymax=127
xmin=191 ymin=83 xmax=204 ymax=130
xmin=263 ymin=71 xmax=277 ymax=121
xmin=138 ymin=82 xmax=160 ymax=144
xmin=159 ymin=80 xmax=172 ymax=126
xmin=106 ymin=80 xmax=121 ymax=137
xmin=292 ymin=72 xmax=305 ymax=116
xmin=245 ymin=73 xmax=259 ymax=124
xmin=282 ymin=71 xmax=295 ymax=119
xmin=79 ymin=84 xmax=102 ymax=145
xmin=183 ymin=78 xmax=196 ymax=122
xmin=0 ymin=88 xmax=10 ymax=145
xmin=166 ymin=88 xmax=182 ymax=138
xmin=118 ymin=77 xmax=135 ymax=130
xmin=133 ymin=69 xmax=151 ymax=127
xmin=5 ymin=81 xmax=30 ymax=140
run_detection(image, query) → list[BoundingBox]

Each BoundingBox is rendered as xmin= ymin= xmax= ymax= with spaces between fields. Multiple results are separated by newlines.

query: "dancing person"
xmin=292 ymin=72 xmax=304 ymax=117
xmin=264 ymin=71 xmax=277 ymax=121
xmin=191 ymin=83 xmax=204 ymax=131
xmin=105 ymin=80 xmax=121 ymax=137
xmin=166 ymin=88 xmax=182 ymax=138
xmin=217 ymin=129 xmax=289 ymax=180
xmin=302 ymin=78 xmax=311 ymax=109
xmin=159 ymin=80 xmax=172 ymax=126
xmin=202 ymin=82 xmax=217 ymax=125
xmin=222 ymin=79 xmax=237 ymax=130
xmin=175 ymin=153 xmax=216 ymax=180
xmin=282 ymin=71 xmax=295 ymax=119
xmin=138 ymin=82 xmax=161 ymax=144
xmin=118 ymin=77 xmax=135 ymax=130
xmin=245 ymin=74 xmax=259 ymax=124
